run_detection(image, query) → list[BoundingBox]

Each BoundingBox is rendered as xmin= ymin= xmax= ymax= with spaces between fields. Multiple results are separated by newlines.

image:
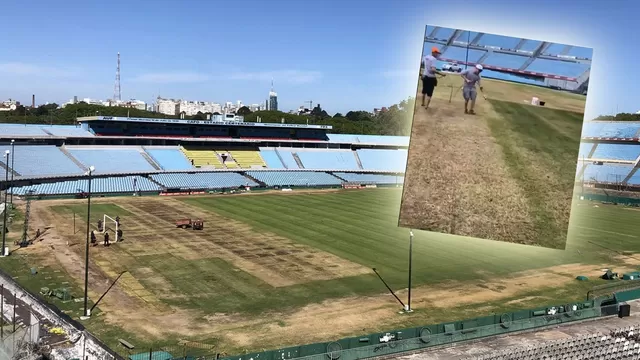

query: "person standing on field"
xmin=421 ymin=46 xmax=446 ymax=109
xmin=460 ymin=64 xmax=484 ymax=114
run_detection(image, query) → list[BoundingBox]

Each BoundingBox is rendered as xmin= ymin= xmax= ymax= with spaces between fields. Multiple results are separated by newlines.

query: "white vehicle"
xmin=442 ymin=63 xmax=463 ymax=72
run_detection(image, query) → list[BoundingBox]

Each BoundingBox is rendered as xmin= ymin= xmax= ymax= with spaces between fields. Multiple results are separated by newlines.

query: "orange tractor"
xmin=175 ymin=219 xmax=204 ymax=230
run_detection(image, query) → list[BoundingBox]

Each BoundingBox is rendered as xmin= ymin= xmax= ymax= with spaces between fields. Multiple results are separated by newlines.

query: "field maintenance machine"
xmin=175 ymin=219 xmax=204 ymax=230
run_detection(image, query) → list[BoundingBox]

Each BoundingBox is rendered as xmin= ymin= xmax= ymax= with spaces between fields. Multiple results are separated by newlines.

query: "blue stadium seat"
xmin=582 ymin=164 xmax=632 ymax=183
xmin=144 ymin=147 xmax=193 ymax=170
xmin=476 ymin=34 xmax=520 ymax=49
xmin=0 ymin=145 xmax=83 ymax=177
xmin=40 ymin=125 xmax=94 ymax=137
xmin=356 ymin=149 xmax=408 ymax=172
xmin=246 ymin=171 xmax=343 ymax=186
xmin=258 ymin=148 xmax=286 ymax=168
xmin=441 ymin=46 xmax=486 ymax=63
xmin=295 ymin=150 xmax=359 ymax=170
xmin=566 ymin=46 xmax=592 ymax=59
xmin=454 ymin=31 xmax=481 ymax=44
xmin=482 ymin=53 xmax=529 ymax=69
xmin=68 ymin=147 xmax=156 ymax=173
xmin=151 ymin=172 xmax=257 ymax=189
xmin=543 ymin=43 xmax=566 ymax=55
xmin=0 ymin=124 xmax=49 ymax=136
xmin=334 ymin=173 xmax=404 ymax=185
xmin=598 ymin=123 xmax=640 ymax=138
xmin=481 ymin=70 xmax=545 ymax=85
xmin=591 ymin=144 xmax=640 ymax=161
xmin=543 ymin=44 xmax=592 ymax=59
xmin=581 ymin=122 xmax=608 ymax=137
xmin=8 ymin=176 xmax=161 ymax=195
xmin=525 ymin=58 xmax=589 ymax=78
xmin=429 ymin=27 xmax=454 ymax=41
xmin=353 ymin=135 xmax=410 ymax=146
xmin=582 ymin=122 xmax=640 ymax=138
xmin=519 ymin=40 xmax=542 ymax=52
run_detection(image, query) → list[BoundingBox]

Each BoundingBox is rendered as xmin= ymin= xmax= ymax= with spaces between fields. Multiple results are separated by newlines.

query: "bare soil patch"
xmin=19 ymin=194 xmax=620 ymax=352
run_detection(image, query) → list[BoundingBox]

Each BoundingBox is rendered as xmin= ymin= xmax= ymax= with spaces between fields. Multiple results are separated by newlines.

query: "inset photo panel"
xmin=398 ymin=25 xmax=593 ymax=249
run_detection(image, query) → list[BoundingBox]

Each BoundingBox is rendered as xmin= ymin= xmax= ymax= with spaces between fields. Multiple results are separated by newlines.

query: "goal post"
xmin=102 ymin=214 xmax=119 ymax=242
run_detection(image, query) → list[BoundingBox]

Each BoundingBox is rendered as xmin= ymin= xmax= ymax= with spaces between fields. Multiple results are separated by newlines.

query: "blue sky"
xmin=0 ymin=0 xmax=636 ymax=117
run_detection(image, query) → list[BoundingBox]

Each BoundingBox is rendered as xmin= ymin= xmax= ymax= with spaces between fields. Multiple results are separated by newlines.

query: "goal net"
xmin=102 ymin=214 xmax=120 ymax=242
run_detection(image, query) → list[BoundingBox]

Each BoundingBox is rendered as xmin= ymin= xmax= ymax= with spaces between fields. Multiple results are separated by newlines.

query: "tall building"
xmin=157 ymin=97 xmax=178 ymax=115
xmin=268 ymin=80 xmax=278 ymax=111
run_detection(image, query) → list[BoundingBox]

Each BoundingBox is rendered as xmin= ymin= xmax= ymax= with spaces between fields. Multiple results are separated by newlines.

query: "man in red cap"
xmin=421 ymin=46 xmax=446 ymax=109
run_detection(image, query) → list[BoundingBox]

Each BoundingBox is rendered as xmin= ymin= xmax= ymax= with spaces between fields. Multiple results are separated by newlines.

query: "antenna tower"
xmin=113 ymin=52 xmax=121 ymax=102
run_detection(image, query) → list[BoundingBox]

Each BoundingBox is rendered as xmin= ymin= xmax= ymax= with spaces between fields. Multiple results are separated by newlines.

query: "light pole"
xmin=9 ymin=140 xmax=14 ymax=206
xmin=407 ymin=230 xmax=414 ymax=312
xmin=83 ymin=165 xmax=95 ymax=318
xmin=2 ymin=150 xmax=9 ymax=257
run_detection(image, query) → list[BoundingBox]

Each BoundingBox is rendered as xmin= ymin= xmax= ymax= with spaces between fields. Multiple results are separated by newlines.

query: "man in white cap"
xmin=460 ymin=64 xmax=484 ymax=114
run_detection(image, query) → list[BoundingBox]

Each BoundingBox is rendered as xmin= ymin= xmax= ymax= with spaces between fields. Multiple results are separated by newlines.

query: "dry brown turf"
xmin=398 ymin=75 xmax=586 ymax=248
xmin=17 ymin=192 xmax=632 ymax=352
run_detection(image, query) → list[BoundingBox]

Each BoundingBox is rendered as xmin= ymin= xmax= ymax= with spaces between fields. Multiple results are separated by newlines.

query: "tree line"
xmin=593 ymin=113 xmax=640 ymax=122
xmin=0 ymin=99 xmax=415 ymax=136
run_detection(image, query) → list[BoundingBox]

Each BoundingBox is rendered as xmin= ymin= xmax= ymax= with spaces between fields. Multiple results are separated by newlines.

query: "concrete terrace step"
xmin=59 ymin=146 xmax=88 ymax=172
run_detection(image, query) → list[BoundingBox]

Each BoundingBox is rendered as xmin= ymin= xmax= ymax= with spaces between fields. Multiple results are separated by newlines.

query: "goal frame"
xmin=102 ymin=214 xmax=119 ymax=242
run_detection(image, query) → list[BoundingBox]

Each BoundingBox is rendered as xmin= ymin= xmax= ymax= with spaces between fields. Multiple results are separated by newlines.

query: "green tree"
xmin=237 ymin=106 xmax=252 ymax=116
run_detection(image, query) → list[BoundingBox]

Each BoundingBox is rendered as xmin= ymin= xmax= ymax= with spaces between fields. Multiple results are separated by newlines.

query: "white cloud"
xmin=227 ymin=70 xmax=322 ymax=84
xmin=381 ymin=69 xmax=418 ymax=78
xmin=132 ymin=72 xmax=210 ymax=83
xmin=0 ymin=62 xmax=75 ymax=77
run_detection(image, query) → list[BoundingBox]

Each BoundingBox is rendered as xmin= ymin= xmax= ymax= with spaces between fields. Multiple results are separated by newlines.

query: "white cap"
xmin=475 ymin=64 xmax=484 ymax=70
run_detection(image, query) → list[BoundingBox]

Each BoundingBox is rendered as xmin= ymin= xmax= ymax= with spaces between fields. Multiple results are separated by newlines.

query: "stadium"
xmin=1 ymin=35 xmax=640 ymax=360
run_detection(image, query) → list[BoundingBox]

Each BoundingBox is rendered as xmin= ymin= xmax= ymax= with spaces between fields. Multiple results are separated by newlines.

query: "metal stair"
xmin=519 ymin=41 xmax=550 ymax=70
xmin=59 ymin=145 xmax=88 ymax=172
xmin=514 ymin=39 xmax=527 ymax=51
xmin=139 ymin=147 xmax=162 ymax=170
xmin=440 ymin=29 xmax=464 ymax=55
xmin=292 ymin=153 xmax=305 ymax=169
xmin=427 ymin=26 xmax=440 ymax=38
xmin=353 ymin=151 xmax=364 ymax=170
xmin=470 ymin=32 xmax=484 ymax=46
xmin=477 ymin=50 xmax=491 ymax=64
xmin=560 ymin=45 xmax=573 ymax=56
xmin=0 ymin=161 xmax=20 ymax=178
xmin=274 ymin=148 xmax=288 ymax=169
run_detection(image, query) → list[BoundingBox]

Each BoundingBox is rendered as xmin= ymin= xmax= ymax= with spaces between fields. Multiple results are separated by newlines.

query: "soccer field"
xmin=400 ymin=76 xmax=586 ymax=249
xmin=3 ymin=188 xmax=640 ymax=354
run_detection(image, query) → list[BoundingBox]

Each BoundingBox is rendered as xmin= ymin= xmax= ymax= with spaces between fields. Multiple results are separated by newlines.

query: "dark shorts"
xmin=422 ymin=76 xmax=437 ymax=97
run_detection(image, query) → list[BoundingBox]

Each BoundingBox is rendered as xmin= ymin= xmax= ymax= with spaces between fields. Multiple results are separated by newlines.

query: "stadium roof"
xmin=77 ymin=116 xmax=332 ymax=130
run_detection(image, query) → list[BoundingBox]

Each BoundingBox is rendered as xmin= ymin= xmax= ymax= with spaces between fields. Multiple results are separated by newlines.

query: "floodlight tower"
xmin=113 ymin=52 xmax=121 ymax=102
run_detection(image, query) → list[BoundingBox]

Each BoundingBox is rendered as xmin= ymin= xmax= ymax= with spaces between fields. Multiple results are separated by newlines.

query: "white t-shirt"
xmin=422 ymin=55 xmax=437 ymax=78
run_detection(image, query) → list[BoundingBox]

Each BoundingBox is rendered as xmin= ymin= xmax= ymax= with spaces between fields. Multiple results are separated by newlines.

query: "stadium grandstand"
xmin=425 ymin=26 xmax=591 ymax=94
xmin=0 ymin=116 xmax=407 ymax=197
xmin=575 ymin=121 xmax=640 ymax=195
